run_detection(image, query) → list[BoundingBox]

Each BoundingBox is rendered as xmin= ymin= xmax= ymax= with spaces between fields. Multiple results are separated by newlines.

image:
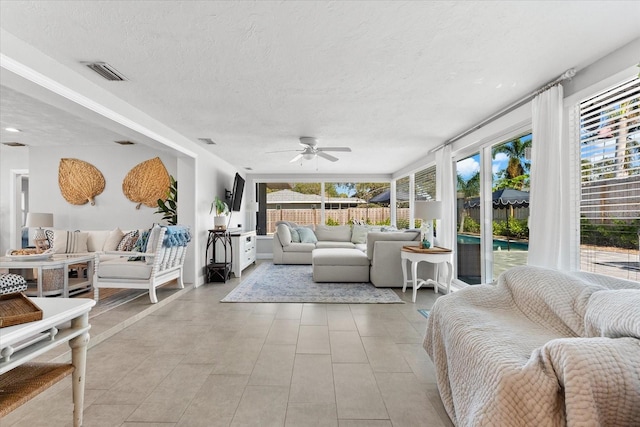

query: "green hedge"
xmin=581 ymin=217 xmax=640 ymax=249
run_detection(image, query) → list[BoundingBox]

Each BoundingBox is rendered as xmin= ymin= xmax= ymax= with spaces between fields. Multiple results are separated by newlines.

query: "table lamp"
xmin=414 ymin=201 xmax=442 ymax=248
xmin=26 ymin=212 xmax=53 ymax=252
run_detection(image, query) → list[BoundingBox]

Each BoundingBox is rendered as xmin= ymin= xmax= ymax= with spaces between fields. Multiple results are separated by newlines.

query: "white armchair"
xmin=93 ymin=225 xmax=190 ymax=304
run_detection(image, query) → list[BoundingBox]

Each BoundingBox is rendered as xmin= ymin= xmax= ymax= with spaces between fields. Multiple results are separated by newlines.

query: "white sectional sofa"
xmin=273 ymin=222 xmax=434 ymax=287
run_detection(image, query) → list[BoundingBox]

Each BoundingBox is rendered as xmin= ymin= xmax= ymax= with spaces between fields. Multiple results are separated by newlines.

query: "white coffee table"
xmin=0 ymin=254 xmax=94 ymax=298
xmin=0 ymin=297 xmax=95 ymax=426
xmin=400 ymin=246 xmax=454 ymax=302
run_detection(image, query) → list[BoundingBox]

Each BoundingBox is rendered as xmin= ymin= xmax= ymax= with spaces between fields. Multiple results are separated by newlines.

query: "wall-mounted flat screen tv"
xmin=229 ymin=173 xmax=245 ymax=212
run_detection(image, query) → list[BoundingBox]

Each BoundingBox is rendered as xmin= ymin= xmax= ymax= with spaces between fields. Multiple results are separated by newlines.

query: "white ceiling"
xmin=1 ymin=1 xmax=639 ymax=174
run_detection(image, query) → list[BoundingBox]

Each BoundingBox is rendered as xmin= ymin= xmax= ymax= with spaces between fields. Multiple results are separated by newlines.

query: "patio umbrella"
xmin=368 ymin=189 xmax=431 ymax=204
xmin=464 ymin=189 xmax=530 ymax=250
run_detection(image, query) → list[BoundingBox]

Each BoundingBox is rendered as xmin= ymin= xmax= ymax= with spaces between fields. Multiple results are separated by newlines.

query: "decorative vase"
xmin=214 ymin=216 xmax=227 ymax=230
xmin=422 ymin=239 xmax=431 ymax=249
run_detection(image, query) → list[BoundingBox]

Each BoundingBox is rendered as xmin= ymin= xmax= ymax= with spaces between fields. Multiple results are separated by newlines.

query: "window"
xmin=327 ymin=182 xmax=390 ymax=226
xmin=395 ymin=176 xmax=410 ymax=229
xmin=456 ymin=153 xmax=481 ymax=284
xmin=491 ymin=133 xmax=531 ymax=281
xmin=414 ymin=165 xmax=436 ymax=229
xmin=258 ymin=182 xmax=322 ymax=235
xmin=579 ymin=77 xmax=640 ymax=281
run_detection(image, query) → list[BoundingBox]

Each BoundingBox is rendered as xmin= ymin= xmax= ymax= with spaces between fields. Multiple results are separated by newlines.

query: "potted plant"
xmin=210 ymin=196 xmax=229 ymax=230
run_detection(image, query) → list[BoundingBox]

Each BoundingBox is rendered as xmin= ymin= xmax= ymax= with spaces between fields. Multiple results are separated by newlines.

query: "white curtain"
xmin=436 ymin=145 xmax=455 ymax=252
xmin=529 ymin=85 xmax=571 ymax=269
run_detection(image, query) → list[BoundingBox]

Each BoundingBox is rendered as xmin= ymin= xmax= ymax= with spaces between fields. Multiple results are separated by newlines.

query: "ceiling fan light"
xmin=303 ymin=152 xmax=315 ymax=160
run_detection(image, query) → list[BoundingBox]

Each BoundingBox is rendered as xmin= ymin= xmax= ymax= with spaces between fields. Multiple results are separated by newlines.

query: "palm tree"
xmin=457 ymin=172 xmax=480 ymax=232
xmin=492 ymin=137 xmax=532 ymax=179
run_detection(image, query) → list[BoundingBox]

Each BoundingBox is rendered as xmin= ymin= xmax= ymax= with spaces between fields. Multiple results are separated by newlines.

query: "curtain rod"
xmin=430 ymin=68 xmax=576 ymax=153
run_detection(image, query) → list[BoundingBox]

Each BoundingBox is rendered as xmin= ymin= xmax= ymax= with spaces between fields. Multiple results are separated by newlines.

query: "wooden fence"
xmin=267 ymin=208 xmax=394 ymax=234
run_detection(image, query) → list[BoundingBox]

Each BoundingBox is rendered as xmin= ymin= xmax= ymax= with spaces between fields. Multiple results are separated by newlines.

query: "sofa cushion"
xmin=282 ymin=243 xmax=316 ymax=252
xmin=103 ymin=228 xmax=125 ymax=251
xmin=316 ymin=241 xmax=356 ymax=249
xmin=296 ymin=227 xmax=318 ymax=244
xmin=86 ymin=230 xmax=110 ymax=252
xmin=312 ymin=248 xmax=369 ymax=266
xmin=52 ymin=230 xmax=89 ymax=254
xmin=314 ymin=225 xmax=351 ymax=242
xmin=276 ymin=224 xmax=292 ymax=247
xmin=366 ymin=231 xmax=419 ymax=260
xmin=350 ymin=224 xmax=369 ymax=244
xmin=97 ymin=258 xmax=152 ymax=280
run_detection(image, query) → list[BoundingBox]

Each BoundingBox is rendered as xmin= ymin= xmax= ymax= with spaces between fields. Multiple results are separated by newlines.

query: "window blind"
xmin=414 ymin=166 xmax=436 ymax=201
xmin=579 ymin=76 xmax=640 ymax=253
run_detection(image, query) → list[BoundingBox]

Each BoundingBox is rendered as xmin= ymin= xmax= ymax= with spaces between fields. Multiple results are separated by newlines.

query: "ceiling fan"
xmin=269 ymin=137 xmax=352 ymax=163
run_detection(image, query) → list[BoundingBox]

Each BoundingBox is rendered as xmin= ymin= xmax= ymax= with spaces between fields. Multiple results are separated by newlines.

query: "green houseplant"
xmin=210 ymin=196 xmax=229 ymax=229
xmin=155 ymin=175 xmax=178 ymax=225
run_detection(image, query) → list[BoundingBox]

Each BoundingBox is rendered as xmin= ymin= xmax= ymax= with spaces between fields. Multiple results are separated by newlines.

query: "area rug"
xmin=221 ymin=263 xmax=404 ymax=304
xmin=418 ymin=309 xmax=430 ymax=319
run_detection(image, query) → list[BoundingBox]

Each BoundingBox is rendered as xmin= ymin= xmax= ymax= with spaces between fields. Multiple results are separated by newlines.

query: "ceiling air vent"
xmin=245 ymin=167 xmax=253 ymax=171
xmin=83 ymin=62 xmax=127 ymax=81
xmin=3 ymin=142 xmax=26 ymax=147
xmin=198 ymin=138 xmax=216 ymax=145
xmin=114 ymin=140 xmax=135 ymax=145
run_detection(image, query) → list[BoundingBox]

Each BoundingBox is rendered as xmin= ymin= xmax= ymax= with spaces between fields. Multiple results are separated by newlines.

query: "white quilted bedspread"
xmin=423 ymin=266 xmax=640 ymax=427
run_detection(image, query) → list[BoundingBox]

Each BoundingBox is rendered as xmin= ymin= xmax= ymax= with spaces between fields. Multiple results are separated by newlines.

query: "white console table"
xmin=229 ymin=230 xmax=257 ymax=278
xmin=0 ymin=298 xmax=95 ymax=426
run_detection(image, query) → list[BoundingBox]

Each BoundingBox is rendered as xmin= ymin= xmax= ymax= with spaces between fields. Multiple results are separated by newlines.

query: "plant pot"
xmin=214 ymin=216 xmax=227 ymax=230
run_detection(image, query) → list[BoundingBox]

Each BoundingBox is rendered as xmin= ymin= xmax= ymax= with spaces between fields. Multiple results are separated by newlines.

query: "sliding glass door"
xmin=456 ymin=153 xmax=482 ymax=284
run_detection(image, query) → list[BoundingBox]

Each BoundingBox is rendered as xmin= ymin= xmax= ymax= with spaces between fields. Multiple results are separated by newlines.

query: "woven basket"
xmin=122 ymin=157 xmax=170 ymax=209
xmin=58 ymin=158 xmax=105 ymax=206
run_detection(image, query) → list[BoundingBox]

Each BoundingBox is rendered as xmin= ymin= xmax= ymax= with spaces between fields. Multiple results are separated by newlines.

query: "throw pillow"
xmin=45 ymin=229 xmax=55 ymax=248
xmin=289 ymin=227 xmax=301 ymax=243
xmin=103 ymin=227 xmax=125 ymax=251
xmin=129 ymin=229 xmax=151 ymax=261
xmin=296 ymin=227 xmax=318 ymax=244
xmin=351 ymin=224 xmax=369 ymax=244
xmin=117 ymin=230 xmax=139 ymax=251
xmin=52 ymin=230 xmax=89 ymax=254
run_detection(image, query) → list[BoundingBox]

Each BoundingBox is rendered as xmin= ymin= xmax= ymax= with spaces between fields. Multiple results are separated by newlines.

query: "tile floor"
xmin=3 ymin=261 xmax=454 ymax=427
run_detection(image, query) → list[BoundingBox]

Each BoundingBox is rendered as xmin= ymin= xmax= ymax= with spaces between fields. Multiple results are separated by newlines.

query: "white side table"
xmin=400 ymin=246 xmax=454 ymax=302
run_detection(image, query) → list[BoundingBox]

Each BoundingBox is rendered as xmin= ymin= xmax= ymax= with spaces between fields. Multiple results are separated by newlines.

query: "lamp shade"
xmin=25 ymin=212 xmax=54 ymax=228
xmin=414 ymin=201 xmax=442 ymax=220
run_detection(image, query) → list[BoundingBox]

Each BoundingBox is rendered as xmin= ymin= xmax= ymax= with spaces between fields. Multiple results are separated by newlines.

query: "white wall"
xmin=0 ymin=145 xmax=29 ymax=254
xmin=28 ymin=145 xmax=176 ymax=231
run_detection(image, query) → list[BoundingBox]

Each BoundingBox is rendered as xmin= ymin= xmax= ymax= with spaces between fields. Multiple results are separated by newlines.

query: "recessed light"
xmin=5 ymin=127 xmax=21 ymax=133
xmin=198 ymin=138 xmax=216 ymax=145
xmin=114 ymin=140 xmax=135 ymax=145
xmin=3 ymin=142 xmax=26 ymax=147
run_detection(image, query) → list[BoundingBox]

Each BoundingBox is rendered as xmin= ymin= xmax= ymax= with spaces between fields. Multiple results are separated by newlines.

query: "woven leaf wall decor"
xmin=58 ymin=158 xmax=105 ymax=206
xmin=122 ymin=157 xmax=170 ymax=209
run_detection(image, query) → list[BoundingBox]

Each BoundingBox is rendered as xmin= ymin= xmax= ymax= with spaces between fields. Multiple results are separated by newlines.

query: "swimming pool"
xmin=457 ymin=234 xmax=529 ymax=251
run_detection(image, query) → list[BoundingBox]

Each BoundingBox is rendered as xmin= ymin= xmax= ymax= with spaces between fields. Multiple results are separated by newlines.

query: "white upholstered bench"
xmin=312 ymin=248 xmax=370 ymax=283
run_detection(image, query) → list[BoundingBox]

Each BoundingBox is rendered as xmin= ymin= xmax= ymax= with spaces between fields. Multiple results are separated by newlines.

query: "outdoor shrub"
xmin=581 ymin=217 xmax=640 ymax=249
xmin=463 ymin=217 xmax=480 ymax=234
xmin=396 ymin=218 xmax=410 ymax=229
xmin=493 ymin=219 xmax=529 ymax=239
xmin=325 ymin=218 xmax=340 ymax=226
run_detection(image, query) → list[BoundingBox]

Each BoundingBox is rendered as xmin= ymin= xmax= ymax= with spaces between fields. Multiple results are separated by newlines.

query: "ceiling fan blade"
xmin=266 ymin=149 xmax=301 ymax=154
xmin=289 ymin=153 xmax=304 ymax=163
xmin=317 ymin=147 xmax=352 ymax=152
xmin=317 ymin=151 xmax=339 ymax=162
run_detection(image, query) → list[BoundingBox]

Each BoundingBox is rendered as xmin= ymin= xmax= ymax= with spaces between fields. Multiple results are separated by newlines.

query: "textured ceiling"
xmin=1 ymin=1 xmax=639 ymax=174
